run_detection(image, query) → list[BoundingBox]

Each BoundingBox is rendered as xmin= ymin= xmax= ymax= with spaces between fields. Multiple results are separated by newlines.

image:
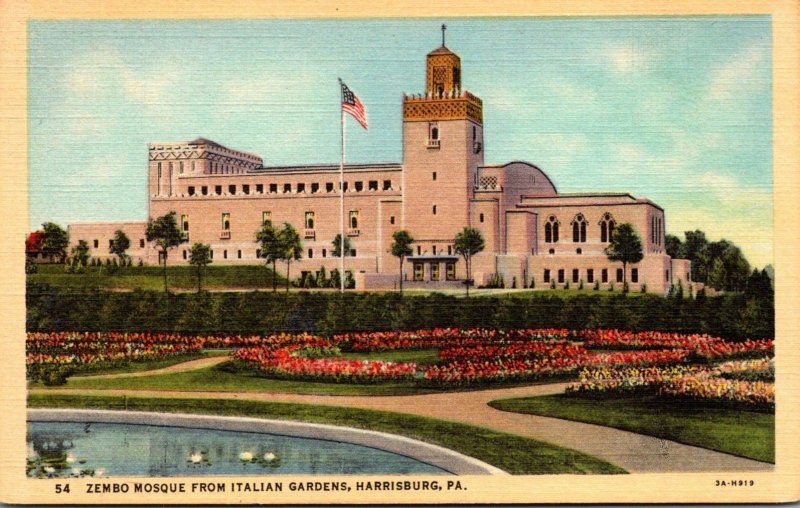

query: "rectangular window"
xmin=93 ymin=239 xmax=98 ymax=248
xmin=350 ymin=249 xmax=356 ymax=257
xmin=228 ymin=184 xmax=236 ymax=194
xmin=202 ymin=186 xmax=208 ymax=195
xmin=183 ymin=250 xmax=187 ymax=260
xmin=587 ymin=269 xmax=594 ymax=283
xmin=413 ymin=262 xmax=424 ymax=281
xmin=616 ymin=268 xmax=623 ymax=283
xmin=283 ymin=183 xmax=291 ymax=193
xmin=139 ymin=239 xmax=145 ymax=248
xmin=432 ymin=205 xmax=437 ymax=215
xmin=256 ymin=184 xmax=263 ymax=193
xmin=297 ymin=183 xmax=306 ymax=193
xmin=222 ymin=213 xmax=230 ymax=230
xmin=179 ymin=161 xmax=184 ymax=174
xmin=322 ymin=248 xmax=327 ymax=258
xmin=432 ymin=246 xmax=437 ymax=255
xmin=262 ymin=211 xmax=271 ymax=226
xmin=192 ymin=161 xmax=196 ymax=172
xmin=242 ymin=184 xmax=250 ymax=194
xmin=188 ymin=186 xmax=195 ymax=196
xmin=342 ymin=181 xmax=348 ymax=191
xmin=543 ymin=269 xmax=550 ymax=283
xmin=308 ymin=248 xmax=313 ymax=259
xmin=311 ymin=183 xmax=319 ymax=193
xmin=572 ymin=269 xmax=579 ymax=283
xmin=390 ymin=216 xmax=395 ymax=225
xmin=632 ymin=268 xmax=639 ymax=283
xmin=602 ymin=268 xmax=608 ymax=283
xmin=368 ymin=180 xmax=378 ymax=191
xmin=446 ymin=262 xmax=456 ymax=281
xmin=237 ymin=250 xmax=242 ymax=259
xmin=269 ymin=183 xmax=277 ymax=193
xmin=181 ymin=214 xmax=189 ymax=232
xmin=223 ymin=250 xmax=228 ymax=259
xmin=447 ymin=245 xmax=452 ymax=255
xmin=215 ymin=185 xmax=222 ymax=195
xmin=327 ymin=182 xmax=334 ymax=192
xmin=432 ymin=171 xmax=437 ymax=181
xmin=210 ymin=250 xmax=213 ymax=259
xmin=666 ymin=269 xmax=670 ymax=282
xmin=383 ymin=180 xmax=391 ymax=190
xmin=558 ymin=269 xmax=565 ymax=283
xmin=355 ymin=181 xmax=363 ymax=192
xmin=431 ymin=263 xmax=440 ymax=281
xmin=305 ymin=211 xmax=315 ymax=229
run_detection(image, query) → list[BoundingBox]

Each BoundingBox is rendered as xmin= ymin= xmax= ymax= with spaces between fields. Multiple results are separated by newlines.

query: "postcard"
xmin=1 ymin=0 xmax=798 ymax=504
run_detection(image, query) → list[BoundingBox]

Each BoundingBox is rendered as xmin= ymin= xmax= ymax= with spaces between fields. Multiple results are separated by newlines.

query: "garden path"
xmin=74 ymin=356 xmax=230 ymax=380
xmin=35 ymin=383 xmax=772 ymax=474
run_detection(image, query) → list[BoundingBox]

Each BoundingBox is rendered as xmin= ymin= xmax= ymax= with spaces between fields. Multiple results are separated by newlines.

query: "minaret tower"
xmin=402 ymin=26 xmax=484 ymax=256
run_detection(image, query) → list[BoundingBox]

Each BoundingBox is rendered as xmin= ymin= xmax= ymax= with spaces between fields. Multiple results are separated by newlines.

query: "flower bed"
xmin=335 ymin=328 xmax=572 ymax=351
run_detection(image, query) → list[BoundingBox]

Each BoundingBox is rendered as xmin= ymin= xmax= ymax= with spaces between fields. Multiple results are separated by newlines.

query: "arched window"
xmin=349 ymin=210 xmax=358 ymax=229
xmin=305 ymin=211 xmax=315 ymax=230
xmin=545 ymin=216 xmax=559 ymax=243
xmin=571 ymin=213 xmax=587 ymax=243
xmin=599 ymin=213 xmax=616 ymax=243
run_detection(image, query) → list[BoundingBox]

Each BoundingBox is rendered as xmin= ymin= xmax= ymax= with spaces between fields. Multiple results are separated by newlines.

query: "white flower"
xmin=43 ymin=466 xmax=55 ymax=474
xmin=94 ymin=468 xmax=105 ymax=477
xmin=239 ymin=451 xmax=253 ymax=461
xmin=71 ymin=467 xmax=82 ymax=477
xmin=189 ymin=453 xmax=202 ymax=464
xmin=263 ymin=452 xmax=276 ymax=462
xmin=66 ymin=454 xmax=76 ymax=464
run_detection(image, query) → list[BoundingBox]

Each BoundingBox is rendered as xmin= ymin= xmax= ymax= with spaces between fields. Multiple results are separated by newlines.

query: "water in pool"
xmin=27 ymin=421 xmax=448 ymax=477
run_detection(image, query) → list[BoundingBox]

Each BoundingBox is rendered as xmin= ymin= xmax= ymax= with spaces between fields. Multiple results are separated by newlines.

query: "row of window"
xmin=542 ymin=267 xmax=640 ymax=285
xmin=91 ymin=238 xmax=147 ymax=249
xmin=545 ymin=213 xmax=617 ymax=244
xmin=180 ymin=247 xmax=358 ymax=261
xmin=183 ymin=179 xmax=393 ymax=197
xmin=180 ymin=210 xmax=374 ymax=233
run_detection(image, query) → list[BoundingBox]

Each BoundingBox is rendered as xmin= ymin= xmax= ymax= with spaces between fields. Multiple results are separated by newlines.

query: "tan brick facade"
xmin=68 ymin=41 xmax=688 ymax=293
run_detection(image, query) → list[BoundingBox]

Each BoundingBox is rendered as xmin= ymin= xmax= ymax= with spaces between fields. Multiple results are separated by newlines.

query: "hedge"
xmin=25 ymin=282 xmax=773 ymax=340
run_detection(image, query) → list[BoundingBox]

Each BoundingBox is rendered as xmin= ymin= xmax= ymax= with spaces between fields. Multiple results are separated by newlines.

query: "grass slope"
xmin=29 ymin=264 xmax=284 ymax=291
xmin=28 ymin=393 xmax=625 ymax=475
xmin=489 ymin=394 xmax=774 ymax=463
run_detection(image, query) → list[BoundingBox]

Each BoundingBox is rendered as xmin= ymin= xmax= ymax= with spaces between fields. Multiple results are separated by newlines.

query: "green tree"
xmin=145 ymin=211 xmax=186 ymax=292
xmin=665 ymin=234 xmax=684 ymax=259
xmin=280 ymin=223 xmax=303 ymax=292
xmin=390 ymin=230 xmax=414 ymax=294
xmin=683 ymin=230 xmax=709 ymax=283
xmin=188 ymin=243 xmax=212 ymax=292
xmin=71 ymin=239 xmax=91 ymax=267
xmin=256 ymin=223 xmax=283 ymax=292
xmin=454 ymin=227 xmax=485 ymax=296
xmin=40 ymin=222 xmax=69 ymax=263
xmin=109 ymin=229 xmax=131 ymax=264
xmin=604 ymin=223 xmax=643 ymax=291
xmin=331 ymin=233 xmax=352 ymax=258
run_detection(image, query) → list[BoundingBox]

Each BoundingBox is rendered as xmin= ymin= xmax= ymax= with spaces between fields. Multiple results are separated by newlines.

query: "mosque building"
xmin=66 ymin=32 xmax=690 ymax=292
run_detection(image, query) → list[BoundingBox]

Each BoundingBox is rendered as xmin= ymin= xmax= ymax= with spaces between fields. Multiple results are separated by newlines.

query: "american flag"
xmin=340 ymin=80 xmax=368 ymax=130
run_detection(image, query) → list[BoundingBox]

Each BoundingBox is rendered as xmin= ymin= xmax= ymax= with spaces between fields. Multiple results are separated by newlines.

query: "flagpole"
xmin=339 ymin=79 xmax=346 ymax=293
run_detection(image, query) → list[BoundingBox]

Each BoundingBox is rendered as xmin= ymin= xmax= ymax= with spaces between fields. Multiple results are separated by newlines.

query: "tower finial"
xmin=441 ymin=23 xmax=446 ymax=46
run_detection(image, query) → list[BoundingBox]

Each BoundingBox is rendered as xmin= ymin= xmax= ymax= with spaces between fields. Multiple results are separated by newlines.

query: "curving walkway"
xmin=33 ymin=381 xmax=773 ymax=474
xmin=73 ymin=356 xmax=230 ymax=380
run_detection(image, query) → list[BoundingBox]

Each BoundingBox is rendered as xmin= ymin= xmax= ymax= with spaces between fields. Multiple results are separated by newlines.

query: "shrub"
xmin=641 ymin=283 xmax=647 ymax=293
xmin=564 ymin=281 xmax=570 ymax=290
xmin=593 ymin=280 xmax=600 ymax=291
xmin=550 ymin=280 xmax=556 ymax=289
xmin=530 ymin=277 xmax=535 ymax=289
xmin=578 ymin=279 xmax=584 ymax=290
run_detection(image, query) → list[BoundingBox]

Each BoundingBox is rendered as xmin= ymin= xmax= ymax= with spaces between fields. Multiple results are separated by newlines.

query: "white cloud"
xmin=604 ymin=44 xmax=657 ymax=74
xmin=707 ymin=45 xmax=768 ymax=102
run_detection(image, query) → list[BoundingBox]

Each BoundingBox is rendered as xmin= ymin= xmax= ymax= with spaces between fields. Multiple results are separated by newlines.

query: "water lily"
xmin=71 ymin=467 xmax=82 ymax=477
xmin=94 ymin=468 xmax=105 ymax=477
xmin=263 ymin=452 xmax=277 ymax=462
xmin=239 ymin=451 xmax=253 ymax=461
xmin=189 ymin=452 xmax=202 ymax=464
xmin=43 ymin=466 xmax=55 ymax=474
xmin=66 ymin=453 xmax=76 ymax=464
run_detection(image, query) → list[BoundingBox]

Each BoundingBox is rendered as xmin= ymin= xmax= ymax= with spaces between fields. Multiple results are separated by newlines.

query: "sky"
xmin=28 ymin=17 xmax=773 ymax=268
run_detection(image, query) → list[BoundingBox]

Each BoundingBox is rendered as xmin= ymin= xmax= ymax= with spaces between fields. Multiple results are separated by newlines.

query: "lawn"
xmin=489 ymin=394 xmax=774 ymax=463
xmin=58 ymin=365 xmax=442 ymax=395
xmin=339 ymin=348 xmax=440 ymax=365
xmin=28 ymin=264 xmax=283 ymax=291
xmin=69 ymin=350 xmax=231 ymax=377
xmin=27 ymin=393 xmax=625 ymax=475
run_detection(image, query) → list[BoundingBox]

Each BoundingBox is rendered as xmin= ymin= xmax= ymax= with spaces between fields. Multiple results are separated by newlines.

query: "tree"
xmin=454 ymin=227 xmax=485 ymax=296
xmin=109 ymin=229 xmax=131 ymax=263
xmin=390 ymin=230 xmax=414 ymax=294
xmin=145 ymin=211 xmax=186 ymax=292
xmin=604 ymin=223 xmax=643 ymax=291
xmin=256 ymin=223 xmax=283 ymax=292
xmin=279 ymin=223 xmax=302 ymax=292
xmin=71 ymin=240 xmax=90 ymax=267
xmin=331 ymin=234 xmax=352 ymax=258
xmin=40 ymin=222 xmax=69 ymax=263
xmin=188 ymin=243 xmax=212 ymax=292
xmin=665 ymin=234 xmax=684 ymax=259
xmin=683 ymin=230 xmax=709 ymax=283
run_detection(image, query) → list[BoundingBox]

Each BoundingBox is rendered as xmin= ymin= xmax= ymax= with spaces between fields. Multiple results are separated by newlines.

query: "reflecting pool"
xmin=27 ymin=421 xmax=448 ymax=477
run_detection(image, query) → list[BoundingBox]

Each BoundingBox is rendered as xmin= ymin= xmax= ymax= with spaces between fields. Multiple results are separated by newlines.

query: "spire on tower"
xmin=441 ymin=23 xmax=447 ymax=46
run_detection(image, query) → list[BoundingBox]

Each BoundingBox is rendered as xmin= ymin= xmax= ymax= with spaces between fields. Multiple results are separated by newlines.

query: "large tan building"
xmin=68 ymin=40 xmax=690 ymax=293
